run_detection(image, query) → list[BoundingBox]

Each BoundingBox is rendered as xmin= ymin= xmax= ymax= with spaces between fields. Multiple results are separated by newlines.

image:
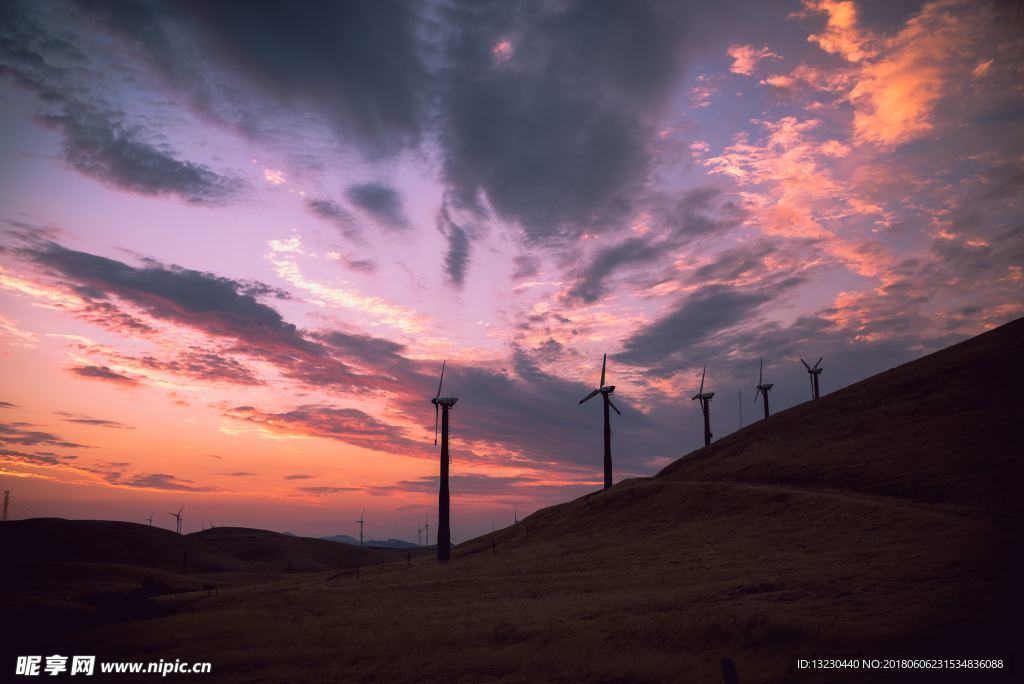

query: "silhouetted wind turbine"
xmin=144 ymin=512 xmax=153 ymax=526
xmin=355 ymin=509 xmax=365 ymax=547
xmin=417 ymin=525 xmax=422 ymax=546
xmin=579 ymin=354 xmax=621 ymax=490
xmin=168 ymin=505 xmax=184 ymax=534
xmin=424 ymin=516 xmax=429 ymax=547
xmin=754 ymin=356 xmax=774 ymax=419
xmin=692 ymin=368 xmax=714 ymax=447
xmin=801 ymin=357 xmax=823 ymax=399
xmin=431 ymin=362 xmax=457 ymax=561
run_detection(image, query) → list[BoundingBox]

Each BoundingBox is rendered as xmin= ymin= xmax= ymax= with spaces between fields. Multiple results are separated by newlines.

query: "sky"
xmin=1 ymin=0 xmax=1021 ymax=542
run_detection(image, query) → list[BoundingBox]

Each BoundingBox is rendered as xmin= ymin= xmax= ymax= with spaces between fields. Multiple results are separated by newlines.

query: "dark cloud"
xmin=567 ymin=237 xmax=662 ymax=303
xmin=0 ymin=421 xmax=89 ymax=449
xmin=306 ymin=198 xmax=360 ymax=240
xmin=512 ymin=255 xmax=540 ymax=280
xmin=218 ymin=471 xmax=256 ymax=477
xmin=25 ymin=240 xmax=324 ymax=361
xmin=0 ymin=401 xmax=17 ymax=409
xmin=339 ymin=256 xmax=377 ymax=274
xmin=67 ymin=364 xmax=141 ymax=386
xmin=615 ymin=286 xmax=774 ymax=373
xmin=114 ymin=472 xmax=220 ymax=492
xmin=345 ymin=182 xmax=409 ymax=229
xmin=1 ymin=448 xmax=67 ymax=466
xmin=317 ymin=330 xmax=410 ymax=372
xmin=225 ymin=404 xmax=425 ymax=457
xmin=0 ymin=5 xmax=244 ymax=204
xmin=55 ymin=411 xmax=132 ymax=429
xmin=436 ymin=202 xmax=471 ymax=287
xmin=284 ymin=474 xmax=314 ymax=480
xmin=299 ymin=486 xmax=359 ymax=496
xmin=140 ymin=350 xmax=263 ymax=386
xmin=370 ymin=473 xmax=538 ymax=497
xmin=658 ymin=186 xmax=747 ymax=240
xmin=78 ymin=0 xmax=427 ymax=154
xmin=38 ymin=103 xmax=244 ymax=204
xmin=437 ymin=0 xmax=699 ymax=240
xmin=692 ymin=241 xmax=777 ymax=283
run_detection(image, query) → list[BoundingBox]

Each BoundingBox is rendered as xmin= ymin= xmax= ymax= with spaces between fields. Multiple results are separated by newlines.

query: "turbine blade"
xmin=579 ymin=389 xmax=600 ymax=404
xmin=759 ymin=356 xmax=763 ymax=384
xmin=754 ymin=388 xmax=761 ymax=401
xmin=608 ymin=398 xmax=622 ymax=415
xmin=178 ymin=505 xmax=185 ymax=514
xmin=433 ymin=404 xmax=439 ymax=445
xmin=600 ymin=354 xmax=607 ymax=387
xmin=814 ymin=357 xmax=823 ymax=370
xmin=699 ymin=367 xmax=706 ymax=394
xmin=801 ymin=358 xmax=810 ymax=371
xmin=435 ymin=361 xmax=446 ymax=399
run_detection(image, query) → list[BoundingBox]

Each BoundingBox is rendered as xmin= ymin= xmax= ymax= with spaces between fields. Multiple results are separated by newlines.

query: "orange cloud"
xmin=803 ymin=0 xmax=876 ymax=63
xmin=848 ymin=0 xmax=989 ymax=146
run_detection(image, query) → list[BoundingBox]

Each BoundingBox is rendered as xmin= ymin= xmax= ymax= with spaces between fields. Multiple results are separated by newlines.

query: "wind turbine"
xmin=754 ymin=356 xmax=773 ymax=419
xmin=168 ymin=505 xmax=184 ymax=534
xmin=424 ymin=516 xmax=430 ymax=547
xmin=355 ymin=510 xmax=365 ymax=547
xmin=514 ymin=504 xmax=519 ymax=525
xmin=692 ymin=368 xmax=714 ymax=447
xmin=801 ymin=357 xmax=823 ymax=399
xmin=417 ymin=525 xmax=422 ymax=546
xmin=431 ymin=362 xmax=457 ymax=561
xmin=578 ymin=354 xmax=621 ymax=490
xmin=144 ymin=512 xmax=153 ymax=526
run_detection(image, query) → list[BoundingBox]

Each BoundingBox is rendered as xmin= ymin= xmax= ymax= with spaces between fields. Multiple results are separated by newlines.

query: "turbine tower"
xmin=692 ymin=368 xmax=714 ymax=447
xmin=168 ymin=505 xmax=184 ymax=534
xmin=144 ymin=512 xmax=153 ymax=526
xmin=578 ymin=354 xmax=621 ymax=490
xmin=424 ymin=516 xmax=429 ymax=547
xmin=754 ymin=356 xmax=774 ymax=419
xmin=801 ymin=357 xmax=823 ymax=399
xmin=431 ymin=362 xmax=457 ymax=561
xmin=355 ymin=509 xmax=365 ymax=547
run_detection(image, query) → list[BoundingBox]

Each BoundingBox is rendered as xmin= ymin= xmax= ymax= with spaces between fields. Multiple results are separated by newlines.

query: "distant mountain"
xmin=321 ymin=534 xmax=418 ymax=549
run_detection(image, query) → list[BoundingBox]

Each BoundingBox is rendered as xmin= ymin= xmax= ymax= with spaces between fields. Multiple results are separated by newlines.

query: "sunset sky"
xmin=1 ymin=0 xmax=1021 ymax=542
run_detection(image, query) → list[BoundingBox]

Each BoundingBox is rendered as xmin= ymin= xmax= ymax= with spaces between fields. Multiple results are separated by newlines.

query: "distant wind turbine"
xmin=754 ymin=356 xmax=774 ymax=419
xmin=801 ymin=357 xmax=823 ymax=399
xmin=579 ymin=354 xmax=621 ymax=490
xmin=168 ymin=505 xmax=184 ymax=534
xmin=144 ymin=512 xmax=153 ymax=526
xmin=692 ymin=368 xmax=714 ymax=447
xmin=355 ymin=509 xmax=365 ymax=547
xmin=424 ymin=516 xmax=430 ymax=547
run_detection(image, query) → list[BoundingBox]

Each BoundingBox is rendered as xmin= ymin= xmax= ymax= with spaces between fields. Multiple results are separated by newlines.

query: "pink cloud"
xmin=727 ymin=44 xmax=782 ymax=76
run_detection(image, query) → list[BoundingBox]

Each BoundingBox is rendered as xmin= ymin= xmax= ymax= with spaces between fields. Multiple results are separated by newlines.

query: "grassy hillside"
xmin=2 ymin=318 xmax=1021 ymax=682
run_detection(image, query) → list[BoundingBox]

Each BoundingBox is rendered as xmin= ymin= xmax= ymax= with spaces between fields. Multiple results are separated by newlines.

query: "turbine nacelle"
xmin=692 ymin=367 xmax=713 ymax=401
xmin=801 ymin=357 xmax=823 ymax=374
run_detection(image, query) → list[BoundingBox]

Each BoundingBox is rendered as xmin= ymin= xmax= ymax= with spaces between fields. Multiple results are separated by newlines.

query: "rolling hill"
xmin=2 ymin=318 xmax=1021 ymax=682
